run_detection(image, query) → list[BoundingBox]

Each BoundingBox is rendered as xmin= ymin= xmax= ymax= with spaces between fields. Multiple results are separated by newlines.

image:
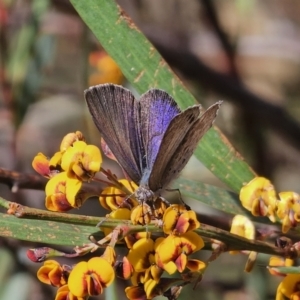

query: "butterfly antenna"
xmin=96 ymin=214 xmax=111 ymax=227
xmin=97 ymin=190 xmax=137 ymax=228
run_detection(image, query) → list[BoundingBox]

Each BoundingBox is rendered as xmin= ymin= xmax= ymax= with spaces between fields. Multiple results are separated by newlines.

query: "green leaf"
xmin=173 ymin=177 xmax=275 ymax=227
xmin=0 ymin=213 xmax=95 ymax=246
xmin=70 ymin=0 xmax=256 ymax=193
xmin=269 ymin=266 xmax=300 ymax=274
xmin=173 ymin=177 xmax=245 ymax=215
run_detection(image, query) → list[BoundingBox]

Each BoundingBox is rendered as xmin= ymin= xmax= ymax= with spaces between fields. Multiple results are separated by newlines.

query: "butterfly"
xmin=85 ymin=83 xmax=221 ymax=203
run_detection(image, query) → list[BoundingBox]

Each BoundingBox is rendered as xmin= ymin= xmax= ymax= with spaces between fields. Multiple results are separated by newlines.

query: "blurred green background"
xmin=1 ymin=0 xmax=300 ymax=299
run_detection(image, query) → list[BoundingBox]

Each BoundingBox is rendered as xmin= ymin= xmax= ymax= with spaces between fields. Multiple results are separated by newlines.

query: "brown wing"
xmin=85 ymin=84 xmax=143 ymax=184
xmin=149 ymin=101 xmax=222 ymax=191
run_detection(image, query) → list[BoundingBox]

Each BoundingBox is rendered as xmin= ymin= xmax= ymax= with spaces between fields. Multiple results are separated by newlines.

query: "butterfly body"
xmin=85 ymin=84 xmax=221 ymax=203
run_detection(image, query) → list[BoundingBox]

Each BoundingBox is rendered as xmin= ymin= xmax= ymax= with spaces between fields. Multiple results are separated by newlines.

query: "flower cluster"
xmin=125 ymin=205 xmax=205 ymax=299
xmin=32 ymin=132 xmax=206 ymax=300
xmin=238 ymin=177 xmax=300 ymax=295
xmin=239 ymin=177 xmax=300 ymax=233
xmin=267 ymin=256 xmax=300 ymax=300
xmin=36 ymin=247 xmax=116 ymax=300
xmin=32 ymin=131 xmax=102 ymax=212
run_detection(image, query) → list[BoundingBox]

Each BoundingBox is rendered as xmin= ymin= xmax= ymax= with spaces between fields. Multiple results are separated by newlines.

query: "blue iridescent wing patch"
xmin=85 ymin=83 xmax=221 ymax=199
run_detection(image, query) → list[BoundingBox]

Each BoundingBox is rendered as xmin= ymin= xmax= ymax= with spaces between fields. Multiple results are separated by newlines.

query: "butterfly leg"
xmin=150 ymin=196 xmax=169 ymax=220
xmin=165 ymin=188 xmax=191 ymax=210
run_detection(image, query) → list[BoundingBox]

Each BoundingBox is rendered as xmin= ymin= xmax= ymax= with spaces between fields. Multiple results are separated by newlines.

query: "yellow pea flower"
xmin=163 ymin=205 xmax=200 ymax=235
xmin=68 ymin=257 xmax=115 ymax=297
xmin=45 ymin=172 xmax=85 ymax=211
xmin=37 ymin=260 xmax=67 ymax=287
xmin=61 ymin=141 xmax=102 ymax=181
xmin=239 ymin=177 xmax=278 ymax=222
xmin=155 ymin=231 xmax=204 ymax=274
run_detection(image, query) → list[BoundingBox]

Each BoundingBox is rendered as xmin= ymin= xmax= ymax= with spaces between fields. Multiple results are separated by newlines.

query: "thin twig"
xmin=0 ymin=196 xmax=289 ymax=256
xmin=0 ymin=168 xmax=47 ymax=191
xmin=201 ymin=0 xmax=239 ymax=78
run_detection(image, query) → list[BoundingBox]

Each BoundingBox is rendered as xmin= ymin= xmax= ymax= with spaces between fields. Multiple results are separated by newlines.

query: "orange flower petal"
xmin=45 ymin=193 xmax=73 ymax=212
xmin=175 ymin=253 xmax=187 ymax=273
xmin=115 ymin=256 xmax=134 ymax=280
xmin=37 ymin=260 xmax=66 ymax=287
xmin=68 ymin=257 xmax=115 ymax=297
xmin=32 ymin=153 xmax=51 ymax=177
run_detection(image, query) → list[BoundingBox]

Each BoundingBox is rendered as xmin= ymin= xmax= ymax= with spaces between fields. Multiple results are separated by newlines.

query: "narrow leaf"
xmin=0 ymin=213 xmax=95 ymax=246
xmin=70 ymin=0 xmax=256 ymax=193
xmin=268 ymin=266 xmax=300 ymax=274
xmin=173 ymin=177 xmax=245 ymax=215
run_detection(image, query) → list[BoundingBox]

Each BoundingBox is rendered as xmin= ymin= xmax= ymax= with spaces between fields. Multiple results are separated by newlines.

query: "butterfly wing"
xmin=84 ymin=84 xmax=143 ymax=184
xmin=138 ymin=89 xmax=182 ymax=186
xmin=149 ymin=101 xmax=222 ymax=191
